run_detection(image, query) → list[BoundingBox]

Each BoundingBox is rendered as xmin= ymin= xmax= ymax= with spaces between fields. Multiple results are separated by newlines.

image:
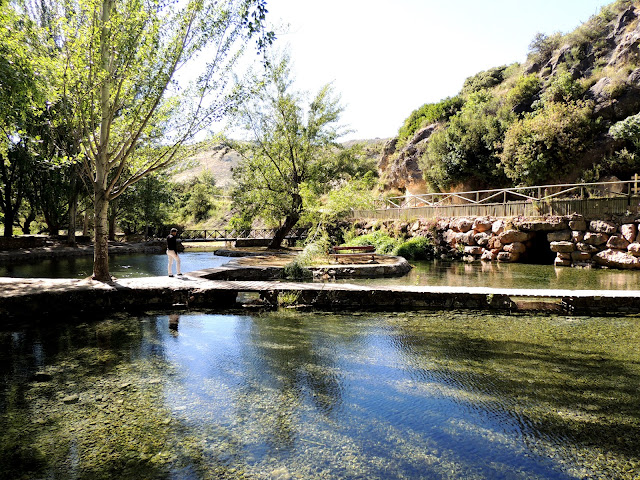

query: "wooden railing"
xmin=353 ymin=178 xmax=640 ymax=220
xmin=180 ymin=227 xmax=309 ymax=242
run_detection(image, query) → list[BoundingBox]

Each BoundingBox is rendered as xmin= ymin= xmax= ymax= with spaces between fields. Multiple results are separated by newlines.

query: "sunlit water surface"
xmin=2 ymin=311 xmax=639 ymax=479
xmin=0 ymin=252 xmax=231 ymax=279
xmin=340 ymin=259 xmax=640 ymax=291
xmin=2 ymin=253 xmax=640 ymax=291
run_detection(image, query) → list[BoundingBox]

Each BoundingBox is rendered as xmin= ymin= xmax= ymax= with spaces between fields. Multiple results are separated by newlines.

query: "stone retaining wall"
xmin=0 ymin=236 xmax=47 ymax=250
xmin=356 ymin=214 xmax=640 ymax=270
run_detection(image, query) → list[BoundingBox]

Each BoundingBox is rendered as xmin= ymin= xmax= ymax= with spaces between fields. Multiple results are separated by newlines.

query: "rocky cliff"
xmin=380 ymin=1 xmax=640 ymax=194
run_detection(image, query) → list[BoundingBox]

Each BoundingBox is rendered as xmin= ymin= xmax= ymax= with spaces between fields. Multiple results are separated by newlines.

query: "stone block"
xmin=474 ymin=232 xmax=491 ymax=247
xmin=436 ymin=219 xmax=450 ymax=231
xmin=594 ymin=249 xmax=640 ymax=269
xmin=547 ymin=230 xmax=571 ymax=242
xmin=628 ymin=243 xmax=640 ymax=256
xmin=458 ymin=231 xmax=476 ymax=246
xmin=554 ymin=256 xmax=572 ymax=267
xmin=576 ymin=242 xmax=600 ymax=253
xmin=620 ymin=224 xmax=637 ymax=243
xmin=488 ymin=236 xmax=502 ymax=250
xmin=452 ymin=218 xmax=473 ymax=233
xmin=464 ymin=246 xmax=484 ymax=256
xmin=504 ymin=242 xmax=526 ymax=254
xmin=550 ymin=241 xmax=575 ymax=253
xmin=607 ymin=235 xmax=630 ymax=250
xmin=442 ymin=229 xmax=458 ymax=246
xmin=492 ymin=220 xmax=505 ymax=235
xmin=499 ymin=230 xmax=529 ymax=244
xmin=584 ymin=232 xmax=609 ymax=246
xmin=516 ymin=217 xmax=567 ymax=231
xmin=568 ymin=218 xmax=587 ymax=231
xmin=497 ymin=251 xmax=519 ymax=262
xmin=589 ymin=220 xmax=617 ymax=234
xmin=472 ymin=217 xmax=492 ymax=233
xmin=571 ymin=251 xmax=592 ymax=262
xmin=571 ymin=231 xmax=585 ymax=243
xmin=481 ymin=249 xmax=497 ymax=262
xmin=557 ymin=252 xmax=572 ymax=260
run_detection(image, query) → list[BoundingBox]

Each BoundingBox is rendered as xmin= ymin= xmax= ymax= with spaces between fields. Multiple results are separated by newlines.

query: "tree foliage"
xmin=419 ymin=91 xmax=511 ymax=191
xmin=397 ymin=96 xmax=463 ymax=143
xmin=14 ymin=0 xmax=272 ymax=279
xmin=231 ymin=53 xmax=346 ymax=248
xmin=500 ymin=101 xmax=594 ymax=185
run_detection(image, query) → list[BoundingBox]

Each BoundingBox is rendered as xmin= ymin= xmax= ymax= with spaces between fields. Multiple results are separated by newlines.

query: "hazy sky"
xmin=265 ymin=0 xmax=614 ymax=140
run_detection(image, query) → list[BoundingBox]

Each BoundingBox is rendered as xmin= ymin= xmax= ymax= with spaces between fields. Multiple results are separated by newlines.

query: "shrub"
xmin=461 ymin=66 xmax=508 ymax=96
xmin=343 ymin=231 xmax=399 ymax=254
xmin=500 ymin=101 xmax=595 ymax=185
xmin=397 ymin=96 xmax=463 ymax=142
xmin=506 ymin=74 xmax=541 ymax=111
xmin=280 ymin=240 xmax=327 ymax=280
xmin=393 ymin=237 xmax=436 ymax=260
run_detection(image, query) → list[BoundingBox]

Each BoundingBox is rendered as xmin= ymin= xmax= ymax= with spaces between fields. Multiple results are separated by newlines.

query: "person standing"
xmin=166 ymin=227 xmax=182 ymax=277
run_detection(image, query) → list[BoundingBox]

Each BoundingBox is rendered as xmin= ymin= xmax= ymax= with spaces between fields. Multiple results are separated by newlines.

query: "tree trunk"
xmin=3 ymin=211 xmax=14 ymax=237
xmin=83 ymin=212 xmax=89 ymax=236
xmin=92 ymin=0 xmax=113 ymax=282
xmin=67 ymin=175 xmax=78 ymax=247
xmin=108 ymin=198 xmax=118 ymax=241
xmin=269 ymin=193 xmax=303 ymax=249
xmin=269 ymin=211 xmax=301 ymax=249
xmin=22 ymin=209 xmax=36 ymax=234
xmin=92 ymin=188 xmax=111 ymax=281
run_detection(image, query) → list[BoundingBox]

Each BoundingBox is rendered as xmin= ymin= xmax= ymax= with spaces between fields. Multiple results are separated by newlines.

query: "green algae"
xmin=1 ymin=310 xmax=639 ymax=479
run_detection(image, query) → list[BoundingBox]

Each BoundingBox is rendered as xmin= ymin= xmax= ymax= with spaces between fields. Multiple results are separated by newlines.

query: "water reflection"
xmin=1 ymin=311 xmax=639 ymax=479
xmin=0 ymin=252 xmax=231 ymax=279
xmin=338 ymin=259 xmax=640 ymax=290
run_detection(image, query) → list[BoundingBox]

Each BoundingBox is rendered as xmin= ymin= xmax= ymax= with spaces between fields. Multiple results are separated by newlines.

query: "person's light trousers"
xmin=167 ymin=249 xmax=181 ymax=275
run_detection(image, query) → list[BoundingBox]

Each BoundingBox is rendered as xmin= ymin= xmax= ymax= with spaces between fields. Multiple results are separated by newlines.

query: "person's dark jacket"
xmin=167 ymin=234 xmax=178 ymax=252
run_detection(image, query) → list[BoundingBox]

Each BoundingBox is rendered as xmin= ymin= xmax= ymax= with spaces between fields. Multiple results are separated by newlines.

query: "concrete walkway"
xmin=2 ymin=272 xmax=640 ymax=316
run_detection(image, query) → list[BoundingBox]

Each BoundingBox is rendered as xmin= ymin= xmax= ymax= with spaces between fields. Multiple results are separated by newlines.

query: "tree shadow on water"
xmin=390 ymin=314 xmax=640 ymax=465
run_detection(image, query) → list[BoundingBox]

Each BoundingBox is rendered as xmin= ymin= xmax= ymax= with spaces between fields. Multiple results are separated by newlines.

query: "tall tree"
xmin=0 ymin=5 xmax=46 ymax=236
xmin=231 ymin=53 xmax=346 ymax=248
xmin=24 ymin=0 xmax=272 ymax=280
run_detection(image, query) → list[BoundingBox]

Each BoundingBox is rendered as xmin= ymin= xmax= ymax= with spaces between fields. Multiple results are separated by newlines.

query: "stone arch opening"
xmin=520 ymin=232 xmax=556 ymax=265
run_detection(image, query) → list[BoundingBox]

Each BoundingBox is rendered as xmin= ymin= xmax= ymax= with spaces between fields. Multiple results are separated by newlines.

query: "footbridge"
xmin=180 ymin=228 xmax=308 ymax=243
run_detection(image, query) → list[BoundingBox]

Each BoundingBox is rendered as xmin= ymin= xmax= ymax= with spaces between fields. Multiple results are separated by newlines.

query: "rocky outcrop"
xmin=378 ymin=126 xmax=436 ymax=194
xmin=355 ymin=213 xmax=640 ymax=270
xmin=379 ymin=5 xmax=640 ymax=196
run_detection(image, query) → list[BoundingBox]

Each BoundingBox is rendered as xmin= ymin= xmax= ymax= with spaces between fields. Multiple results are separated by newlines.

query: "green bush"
xmin=343 ymin=231 xmax=399 ymax=254
xmin=506 ymin=74 xmax=541 ymax=110
xmin=461 ymin=66 xmax=508 ymax=95
xmin=397 ymin=96 xmax=463 ymax=142
xmin=500 ymin=101 xmax=595 ymax=185
xmin=393 ymin=236 xmax=436 ymax=260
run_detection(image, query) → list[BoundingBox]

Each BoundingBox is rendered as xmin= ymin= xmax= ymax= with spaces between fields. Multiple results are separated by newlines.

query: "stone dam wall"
xmin=355 ymin=214 xmax=640 ymax=270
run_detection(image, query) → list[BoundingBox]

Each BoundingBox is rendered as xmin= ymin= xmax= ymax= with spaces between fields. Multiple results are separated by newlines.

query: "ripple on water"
xmin=0 ymin=310 xmax=639 ymax=479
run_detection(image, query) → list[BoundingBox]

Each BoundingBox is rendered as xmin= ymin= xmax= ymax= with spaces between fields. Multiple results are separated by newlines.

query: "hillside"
xmin=381 ymin=0 xmax=640 ymax=195
xmin=174 ymin=139 xmax=388 ymax=189
xmin=172 ymin=144 xmax=241 ymax=188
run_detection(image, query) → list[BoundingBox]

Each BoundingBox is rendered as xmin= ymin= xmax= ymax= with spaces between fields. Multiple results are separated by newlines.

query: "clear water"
xmin=338 ymin=259 xmax=640 ymax=291
xmin=3 ymin=253 xmax=640 ymax=291
xmin=1 ymin=310 xmax=639 ymax=479
xmin=0 ymin=252 xmax=231 ymax=279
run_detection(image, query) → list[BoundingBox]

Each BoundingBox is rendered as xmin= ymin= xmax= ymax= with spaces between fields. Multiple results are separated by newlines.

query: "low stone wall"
xmin=0 ymin=236 xmax=47 ymax=250
xmin=356 ymin=214 xmax=640 ymax=270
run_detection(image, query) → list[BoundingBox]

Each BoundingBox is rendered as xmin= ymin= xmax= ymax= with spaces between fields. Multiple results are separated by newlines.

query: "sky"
xmin=264 ymin=0 xmax=615 ymax=140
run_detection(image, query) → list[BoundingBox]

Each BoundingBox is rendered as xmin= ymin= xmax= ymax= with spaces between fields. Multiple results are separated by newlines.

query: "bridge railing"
xmin=180 ymin=227 xmax=309 ymax=241
xmin=354 ymin=178 xmax=640 ymax=220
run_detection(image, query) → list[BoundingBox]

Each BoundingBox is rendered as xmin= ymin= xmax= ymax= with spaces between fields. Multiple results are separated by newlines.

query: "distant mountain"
xmin=381 ymin=0 xmax=640 ymax=194
xmin=172 ymin=144 xmax=241 ymax=188
xmin=173 ymin=139 xmax=388 ymax=189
